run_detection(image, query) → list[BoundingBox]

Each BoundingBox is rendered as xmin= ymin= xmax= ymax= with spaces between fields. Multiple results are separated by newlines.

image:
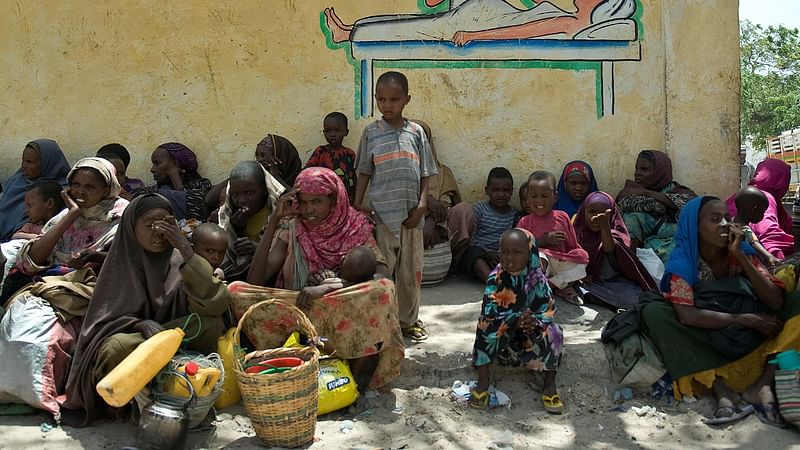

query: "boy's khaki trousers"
xmin=375 ymin=223 xmax=423 ymax=328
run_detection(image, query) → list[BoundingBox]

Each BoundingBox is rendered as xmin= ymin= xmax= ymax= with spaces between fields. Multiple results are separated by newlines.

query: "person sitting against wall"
xmin=216 ymin=161 xmax=285 ymax=282
xmin=135 ymin=142 xmax=212 ymax=221
xmin=616 ymin=150 xmax=697 ymax=262
xmin=255 ymin=134 xmax=302 ymax=188
xmin=641 ymin=196 xmax=800 ymax=426
xmin=726 ymin=159 xmax=794 ymax=260
xmin=0 ymin=158 xmax=128 ymax=304
xmin=573 ymin=191 xmax=658 ymax=309
xmin=0 ymin=139 xmax=71 ymax=243
xmin=203 ymin=133 xmax=301 ymax=222
xmin=413 ymin=120 xmax=462 ymax=286
xmin=554 ymin=160 xmax=598 ymax=220
xmin=96 ymin=143 xmax=145 ymax=201
xmin=242 ymin=167 xmax=404 ymax=391
xmin=61 ymin=194 xmax=231 ymax=426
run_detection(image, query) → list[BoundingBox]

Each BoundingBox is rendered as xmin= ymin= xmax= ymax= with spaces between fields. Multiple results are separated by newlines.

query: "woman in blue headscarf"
xmin=554 ymin=160 xmax=598 ymax=219
xmin=0 ymin=139 xmax=71 ymax=242
xmin=641 ymin=196 xmax=800 ymax=426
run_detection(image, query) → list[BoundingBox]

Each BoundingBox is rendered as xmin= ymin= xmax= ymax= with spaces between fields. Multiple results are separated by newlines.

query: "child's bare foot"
xmin=324 ymin=7 xmax=353 ymax=43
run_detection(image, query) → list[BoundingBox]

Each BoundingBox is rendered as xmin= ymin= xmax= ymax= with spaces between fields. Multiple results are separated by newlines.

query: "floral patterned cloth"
xmin=472 ymin=229 xmax=563 ymax=371
xmin=229 ymin=278 xmax=404 ymax=391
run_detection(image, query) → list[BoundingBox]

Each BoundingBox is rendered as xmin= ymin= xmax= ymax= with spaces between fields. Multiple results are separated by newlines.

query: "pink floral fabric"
xmin=228 ymin=278 xmax=404 ymax=391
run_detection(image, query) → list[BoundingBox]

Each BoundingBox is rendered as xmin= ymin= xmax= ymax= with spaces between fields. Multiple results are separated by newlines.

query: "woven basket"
xmin=234 ymin=299 xmax=320 ymax=448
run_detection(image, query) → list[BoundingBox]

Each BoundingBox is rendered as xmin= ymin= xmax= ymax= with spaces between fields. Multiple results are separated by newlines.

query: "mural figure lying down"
xmin=325 ymin=0 xmax=638 ymax=45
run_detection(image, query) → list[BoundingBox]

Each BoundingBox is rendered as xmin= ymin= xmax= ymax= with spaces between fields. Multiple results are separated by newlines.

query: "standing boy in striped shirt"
xmin=354 ymin=71 xmax=437 ymax=343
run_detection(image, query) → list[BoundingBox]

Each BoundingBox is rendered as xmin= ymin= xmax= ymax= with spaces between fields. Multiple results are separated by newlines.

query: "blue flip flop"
xmin=703 ymin=402 xmax=755 ymax=425
xmin=753 ymin=403 xmax=788 ymax=428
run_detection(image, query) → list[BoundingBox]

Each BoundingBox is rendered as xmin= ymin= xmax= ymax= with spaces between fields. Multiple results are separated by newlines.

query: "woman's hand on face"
xmin=274 ymin=189 xmax=301 ymax=221
xmin=153 ymin=216 xmax=193 ymax=260
xmin=740 ymin=313 xmax=782 ymax=337
xmin=133 ymin=319 xmax=165 ymax=339
xmin=233 ymin=237 xmax=257 ymax=258
xmin=61 ymin=188 xmax=81 ymax=213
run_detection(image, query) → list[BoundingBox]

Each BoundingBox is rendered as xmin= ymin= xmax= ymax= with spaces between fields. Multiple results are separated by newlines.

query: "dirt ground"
xmin=1 ymin=276 xmax=798 ymax=449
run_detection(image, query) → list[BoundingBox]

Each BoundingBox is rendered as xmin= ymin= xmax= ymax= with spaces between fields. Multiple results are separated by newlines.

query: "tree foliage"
xmin=740 ymin=20 xmax=800 ymax=148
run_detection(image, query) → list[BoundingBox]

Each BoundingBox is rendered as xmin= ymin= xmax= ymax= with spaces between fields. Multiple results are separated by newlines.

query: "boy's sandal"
xmin=542 ymin=393 xmax=564 ymax=415
xmin=402 ymin=321 xmax=428 ymax=343
xmin=468 ymin=389 xmax=490 ymax=410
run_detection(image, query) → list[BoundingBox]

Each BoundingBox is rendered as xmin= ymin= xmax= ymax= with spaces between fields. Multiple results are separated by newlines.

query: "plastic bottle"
xmin=96 ymin=327 xmax=185 ymax=407
xmin=164 ymin=361 xmax=221 ymax=398
xmin=214 ymin=327 xmax=241 ymax=409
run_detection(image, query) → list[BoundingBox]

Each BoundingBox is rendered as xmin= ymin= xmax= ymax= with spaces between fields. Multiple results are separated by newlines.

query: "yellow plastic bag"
xmin=318 ymin=358 xmax=359 ymax=415
xmin=282 ymin=331 xmax=359 ymax=415
xmin=214 ymin=328 xmax=241 ymax=409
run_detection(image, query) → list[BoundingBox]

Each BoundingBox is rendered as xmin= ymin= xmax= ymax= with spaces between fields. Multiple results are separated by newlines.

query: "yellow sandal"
xmin=542 ymin=393 xmax=564 ymax=415
xmin=468 ymin=389 xmax=490 ymax=410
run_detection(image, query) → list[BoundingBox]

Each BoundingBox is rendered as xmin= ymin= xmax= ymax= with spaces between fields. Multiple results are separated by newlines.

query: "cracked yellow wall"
xmin=0 ymin=0 xmax=739 ymax=204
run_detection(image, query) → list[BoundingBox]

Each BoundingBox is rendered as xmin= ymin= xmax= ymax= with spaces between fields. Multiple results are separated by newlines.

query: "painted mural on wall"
xmin=321 ymin=0 xmax=643 ymax=118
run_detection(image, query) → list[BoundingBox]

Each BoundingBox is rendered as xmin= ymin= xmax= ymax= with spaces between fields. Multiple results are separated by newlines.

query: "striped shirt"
xmin=471 ymin=201 xmax=519 ymax=253
xmin=356 ymin=119 xmax=437 ymax=237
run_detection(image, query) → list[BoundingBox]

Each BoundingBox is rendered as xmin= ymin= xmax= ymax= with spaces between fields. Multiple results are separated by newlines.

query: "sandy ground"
xmin=1 ymin=276 xmax=799 ymax=449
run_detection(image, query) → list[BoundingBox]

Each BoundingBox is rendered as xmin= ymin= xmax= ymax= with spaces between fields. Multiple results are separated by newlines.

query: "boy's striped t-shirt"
xmin=471 ymin=201 xmax=519 ymax=253
xmin=356 ymin=119 xmax=437 ymax=237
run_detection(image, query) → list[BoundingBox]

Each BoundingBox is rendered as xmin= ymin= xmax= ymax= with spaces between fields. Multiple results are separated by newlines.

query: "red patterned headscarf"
xmin=293 ymin=167 xmax=374 ymax=273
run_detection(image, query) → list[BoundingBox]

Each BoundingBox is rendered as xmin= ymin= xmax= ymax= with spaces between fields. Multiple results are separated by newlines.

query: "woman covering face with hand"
xmin=1 ymin=158 xmax=128 ymax=303
xmin=61 ymin=194 xmax=231 ymax=427
xmin=641 ymin=196 xmax=800 ymax=426
xmin=237 ymin=167 xmax=404 ymax=391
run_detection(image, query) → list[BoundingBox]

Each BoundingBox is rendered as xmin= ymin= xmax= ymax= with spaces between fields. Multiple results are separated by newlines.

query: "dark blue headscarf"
xmin=660 ymin=196 xmax=756 ymax=292
xmin=554 ymin=160 xmax=598 ymax=218
xmin=0 ymin=139 xmax=71 ymax=242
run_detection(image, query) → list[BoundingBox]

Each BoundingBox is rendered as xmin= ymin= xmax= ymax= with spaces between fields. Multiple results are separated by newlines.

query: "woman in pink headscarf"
xmin=726 ymin=159 xmax=794 ymax=259
xmin=233 ymin=167 xmax=404 ymax=392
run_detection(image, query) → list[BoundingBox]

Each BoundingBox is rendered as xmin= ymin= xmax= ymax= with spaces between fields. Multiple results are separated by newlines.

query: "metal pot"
xmin=138 ymin=372 xmax=195 ymax=450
